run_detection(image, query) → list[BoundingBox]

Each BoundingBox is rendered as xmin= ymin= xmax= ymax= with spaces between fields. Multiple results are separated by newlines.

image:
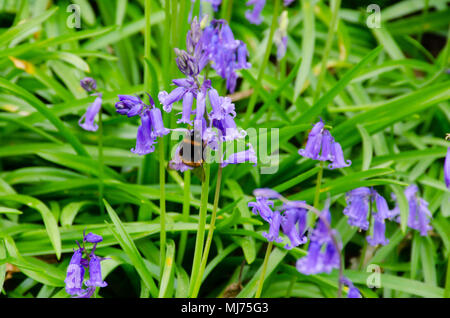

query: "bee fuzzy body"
xmin=179 ymin=130 xmax=206 ymax=168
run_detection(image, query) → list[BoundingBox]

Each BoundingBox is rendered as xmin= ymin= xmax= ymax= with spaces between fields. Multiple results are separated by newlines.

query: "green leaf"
xmin=0 ymin=195 xmax=61 ymax=259
xmin=103 ymin=199 xmax=159 ymax=298
xmin=0 ymin=77 xmax=89 ymax=157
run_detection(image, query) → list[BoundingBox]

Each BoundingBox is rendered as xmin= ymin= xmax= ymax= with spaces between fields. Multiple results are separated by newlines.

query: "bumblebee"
xmin=175 ymin=130 xmax=207 ymax=181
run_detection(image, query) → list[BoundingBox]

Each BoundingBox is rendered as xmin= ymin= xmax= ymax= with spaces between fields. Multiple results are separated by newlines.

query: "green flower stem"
xmin=313 ymin=0 xmax=341 ymax=103
xmin=176 ymin=170 xmax=191 ymax=266
xmin=243 ymin=0 xmax=281 ymax=125
xmin=191 ymin=165 xmax=223 ymax=297
xmin=159 ymin=138 xmax=166 ymax=282
xmin=255 ymin=241 xmax=273 ymax=298
xmin=189 ymin=164 xmax=211 ymax=297
xmin=313 ymin=161 xmax=324 ymax=209
xmin=97 ymin=109 xmax=105 ymax=215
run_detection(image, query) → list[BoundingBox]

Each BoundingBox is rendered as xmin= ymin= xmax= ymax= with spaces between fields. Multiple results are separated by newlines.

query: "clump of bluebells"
xmin=248 ymin=188 xmax=360 ymax=298
xmin=65 ymin=232 xmax=108 ymax=298
xmin=342 ymin=185 xmax=433 ymax=243
xmin=115 ymin=94 xmax=169 ymax=155
xmin=298 ymin=119 xmax=351 ymax=169
xmin=78 ymin=77 xmax=103 ymax=132
xmin=343 ymin=187 xmax=391 ymax=246
xmin=158 ymin=17 xmax=254 ymax=171
xmin=114 ymin=17 xmax=255 ymax=171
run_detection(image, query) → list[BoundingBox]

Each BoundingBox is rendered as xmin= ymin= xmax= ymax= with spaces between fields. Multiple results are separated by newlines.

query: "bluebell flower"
xmin=201 ymin=19 xmax=251 ymax=93
xmin=263 ymin=210 xmax=284 ymax=243
xmin=84 ymin=232 xmax=103 ymax=244
xmin=131 ymin=109 xmax=156 ymax=155
xmin=284 ymin=0 xmax=295 ymax=5
xmin=64 ymin=247 xmax=86 ymax=296
xmin=280 ymin=202 xmax=308 ymax=249
xmin=208 ymin=88 xmax=236 ymax=121
xmin=85 ymin=254 xmax=107 ymax=288
xmin=115 ymin=93 xmax=169 ymax=156
xmin=65 ymin=232 xmax=108 ymax=298
xmin=245 ymin=0 xmax=266 ymax=25
xmin=298 ymin=119 xmax=351 ymax=169
xmin=366 ymin=218 xmax=389 ymax=246
xmin=344 ymin=188 xmax=392 ymax=246
xmin=221 ymin=143 xmax=257 ymax=168
xmin=341 ymin=277 xmax=362 ymax=298
xmin=80 ymin=77 xmax=97 ymax=92
xmin=329 ymin=141 xmax=352 ymax=169
xmin=79 ymin=93 xmax=102 ymax=132
xmin=296 ymin=241 xmax=323 ymax=275
xmin=248 ymin=196 xmax=275 ymax=223
xmin=343 ymin=187 xmax=371 ymax=230
xmin=298 ymin=120 xmax=325 ymax=160
xmin=115 ymin=95 xmax=144 ymax=117
xmin=296 ymin=203 xmax=341 ymax=275
xmin=391 ymin=185 xmax=432 ymax=236
xmin=150 ymin=107 xmax=171 ymax=137
xmin=445 ymin=147 xmax=450 ymax=189
xmin=159 ymin=86 xmax=190 ymax=113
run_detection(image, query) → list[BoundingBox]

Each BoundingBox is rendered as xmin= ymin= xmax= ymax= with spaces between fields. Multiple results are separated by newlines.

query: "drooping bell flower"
xmin=262 ymin=210 xmax=284 ymax=243
xmin=115 ymin=95 xmax=144 ymax=117
xmin=329 ymin=141 xmax=352 ymax=169
xmin=208 ymin=88 xmax=236 ymax=121
xmin=78 ymin=93 xmax=102 ymax=132
xmin=64 ymin=248 xmax=86 ymax=296
xmin=177 ymin=92 xmax=194 ymax=125
xmin=343 ymin=187 xmax=372 ymax=231
xmin=391 ymin=184 xmax=432 ymax=236
xmin=248 ymin=196 xmax=275 ymax=223
xmin=296 ymin=203 xmax=341 ymax=275
xmin=213 ymin=115 xmax=247 ymax=141
xmin=298 ymin=119 xmax=351 ymax=169
xmin=366 ymin=218 xmax=389 ymax=246
xmin=221 ymin=143 xmax=257 ymax=168
xmin=237 ymin=42 xmax=251 ymax=69
xmin=245 ymin=0 xmax=266 ymax=25
xmin=280 ymin=202 xmax=308 ymax=249
xmin=284 ymin=0 xmax=295 ymax=5
xmin=150 ymin=107 xmax=170 ymax=137
xmin=131 ymin=109 xmax=156 ymax=155
xmin=298 ymin=120 xmax=325 ymax=160
xmin=296 ymin=241 xmax=323 ymax=275
xmin=84 ymin=254 xmax=108 ymax=288
xmin=158 ymin=86 xmax=188 ymax=113
xmin=445 ymin=147 xmax=450 ymax=189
